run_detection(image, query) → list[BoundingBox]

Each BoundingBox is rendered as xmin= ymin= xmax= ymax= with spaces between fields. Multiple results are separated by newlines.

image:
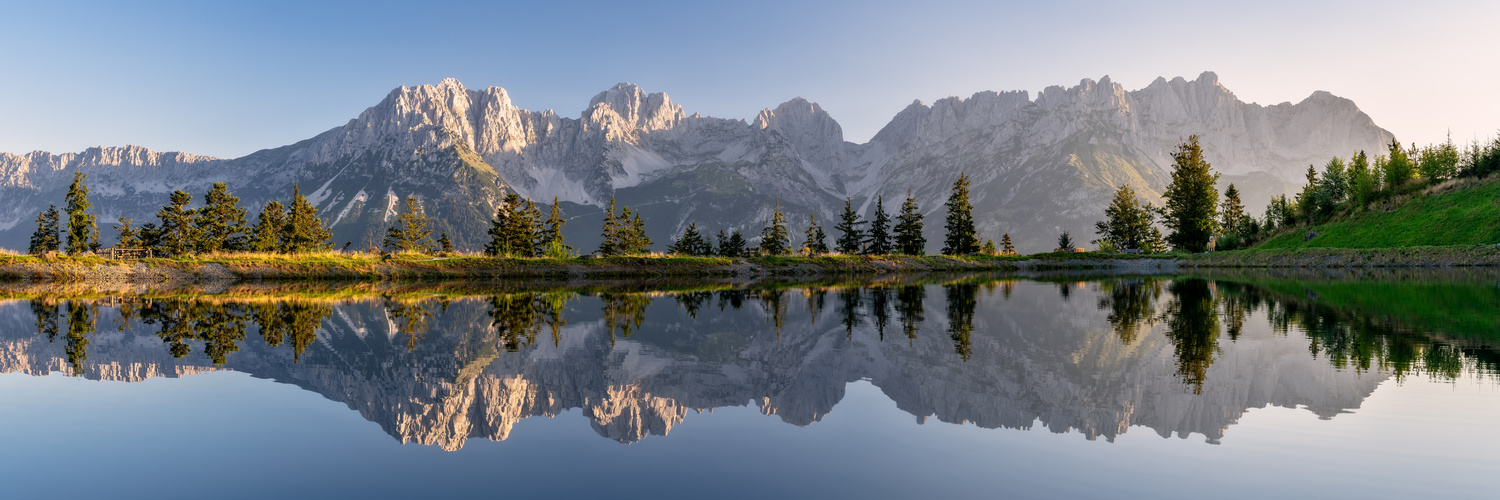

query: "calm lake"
xmin=1 ymin=271 xmax=1497 ymax=499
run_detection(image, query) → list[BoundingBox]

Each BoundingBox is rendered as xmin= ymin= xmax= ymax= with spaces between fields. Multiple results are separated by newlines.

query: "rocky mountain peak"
xmin=583 ymin=83 xmax=684 ymax=137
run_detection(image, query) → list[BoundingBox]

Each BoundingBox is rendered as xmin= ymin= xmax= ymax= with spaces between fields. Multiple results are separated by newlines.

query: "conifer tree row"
xmin=667 ymin=222 xmax=714 ymax=256
xmin=486 ymin=193 xmax=568 ymax=257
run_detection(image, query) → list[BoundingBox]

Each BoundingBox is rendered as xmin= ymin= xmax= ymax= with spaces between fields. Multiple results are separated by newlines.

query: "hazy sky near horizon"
xmin=1 ymin=0 xmax=1496 ymax=158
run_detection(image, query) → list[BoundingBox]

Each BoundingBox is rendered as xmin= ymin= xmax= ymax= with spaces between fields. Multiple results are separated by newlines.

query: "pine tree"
xmin=282 ymin=185 xmax=332 ymax=253
xmin=384 ymin=195 xmax=434 ymax=253
xmin=64 ymin=172 xmax=98 ymax=255
xmin=195 ymin=182 xmax=248 ymax=253
xmin=438 ymin=232 xmax=453 ymax=253
xmin=27 ymin=205 xmax=61 ymax=255
xmin=865 ymin=196 xmax=892 ymax=255
xmin=981 ymin=239 xmax=997 ymax=255
xmin=537 ymin=197 xmax=568 ymax=254
xmin=1418 ymin=134 xmax=1461 ymax=181
xmin=156 ymin=190 xmax=198 ymax=256
xmin=1161 ymin=136 xmax=1220 ymax=253
xmin=833 ymin=198 xmax=865 ymax=254
xmin=597 ymin=197 xmax=622 ymax=256
xmin=1093 ymin=185 xmax=1157 ymax=251
xmin=1144 ymin=226 xmax=1168 ymax=254
xmin=623 ymin=211 xmax=651 ymax=254
xmin=942 ymin=173 xmax=979 ymax=255
xmin=115 ymin=218 xmax=140 ymax=249
xmin=1297 ymin=165 xmax=1321 ymax=222
xmin=894 ymin=191 xmax=925 ymax=255
xmin=1001 ymin=233 xmax=1015 ymax=255
xmin=486 ymin=194 xmax=534 ymax=257
xmin=1382 ymin=139 xmax=1415 ymax=189
xmin=1315 ymin=157 xmax=1348 ymax=218
xmin=1057 ymin=231 xmax=1074 ymax=250
xmin=523 ymin=198 xmax=544 ymax=255
xmin=669 ymin=222 xmax=712 ymax=256
xmin=1219 ymin=184 xmax=1246 ymax=236
xmin=758 ymin=202 xmax=790 ymax=256
xmin=722 ymin=230 xmax=747 ymax=257
xmin=1348 ymin=150 xmax=1376 ymax=205
xmin=249 ymin=201 xmax=285 ymax=252
xmin=802 ymin=214 xmax=829 ymax=255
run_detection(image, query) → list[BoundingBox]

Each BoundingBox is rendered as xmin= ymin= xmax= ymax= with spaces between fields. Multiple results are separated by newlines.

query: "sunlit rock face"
xmin=0 ymin=73 xmax=1389 ymax=252
xmin=0 ymin=282 xmax=1387 ymax=450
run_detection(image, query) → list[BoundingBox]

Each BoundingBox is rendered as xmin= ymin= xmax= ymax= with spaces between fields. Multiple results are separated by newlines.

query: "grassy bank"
xmin=1256 ymin=175 xmax=1500 ymax=249
xmin=1184 ymin=244 xmax=1500 ymax=268
xmin=0 ymin=251 xmax=1173 ymax=284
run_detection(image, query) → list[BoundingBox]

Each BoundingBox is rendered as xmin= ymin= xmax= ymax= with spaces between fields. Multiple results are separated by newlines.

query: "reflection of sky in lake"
xmin=0 ymin=276 xmax=1496 ymax=498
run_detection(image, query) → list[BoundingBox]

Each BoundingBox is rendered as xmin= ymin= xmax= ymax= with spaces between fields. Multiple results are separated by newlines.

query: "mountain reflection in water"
xmin=2 ymin=274 xmax=1496 ymax=450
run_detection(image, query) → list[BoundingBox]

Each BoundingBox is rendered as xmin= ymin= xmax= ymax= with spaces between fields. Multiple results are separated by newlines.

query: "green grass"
xmin=1256 ymin=176 xmax=1500 ymax=249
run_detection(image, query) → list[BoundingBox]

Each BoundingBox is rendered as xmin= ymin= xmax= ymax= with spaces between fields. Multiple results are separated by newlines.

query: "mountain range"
xmin=0 ymin=72 xmax=1393 ymax=252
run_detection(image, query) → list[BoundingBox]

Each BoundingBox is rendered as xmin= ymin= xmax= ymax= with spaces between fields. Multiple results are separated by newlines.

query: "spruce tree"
xmin=1057 ymin=231 xmax=1074 ymax=250
xmin=249 ymin=201 xmax=285 ymax=252
xmin=384 ymin=195 xmax=434 ymax=253
xmin=834 ymin=197 xmax=865 ymax=254
xmin=597 ymin=197 xmax=621 ymax=256
xmin=981 ymin=239 xmax=996 ymax=255
xmin=624 ymin=211 xmax=651 ymax=254
xmin=523 ymin=198 xmax=544 ymax=255
xmin=1001 ymin=233 xmax=1015 ymax=255
xmin=1161 ymin=136 xmax=1220 ymax=253
xmin=281 ymin=185 xmax=332 ymax=253
xmin=802 ymin=214 xmax=829 ymax=255
xmin=28 ymin=205 xmax=61 ymax=255
xmin=1382 ymin=139 xmax=1415 ymax=189
xmin=722 ymin=230 xmax=747 ymax=258
xmin=485 ymin=194 xmax=532 ymax=257
xmin=115 ymin=218 xmax=140 ymax=249
xmin=195 ymin=182 xmax=248 ymax=253
xmin=941 ymin=174 xmax=979 ymax=255
xmin=865 ymin=196 xmax=892 ymax=255
xmin=438 ymin=232 xmax=453 ymax=253
xmin=669 ymin=222 xmax=711 ymax=256
xmin=714 ymin=229 xmax=729 ymax=257
xmin=64 ymin=172 xmax=98 ymax=255
xmin=1348 ymin=150 xmax=1376 ymax=204
xmin=894 ymin=191 xmax=925 ymax=255
xmin=758 ymin=202 xmax=790 ymax=256
xmin=156 ymin=190 xmax=198 ymax=256
xmin=537 ymin=197 xmax=568 ymax=255
xmin=1219 ymin=184 xmax=1246 ymax=236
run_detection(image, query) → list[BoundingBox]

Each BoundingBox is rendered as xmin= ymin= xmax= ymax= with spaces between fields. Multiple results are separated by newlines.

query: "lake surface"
xmin=1 ymin=271 xmax=1497 ymax=499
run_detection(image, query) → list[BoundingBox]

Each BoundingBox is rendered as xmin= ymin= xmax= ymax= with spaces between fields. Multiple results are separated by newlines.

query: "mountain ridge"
xmin=0 ymin=72 xmax=1393 ymax=252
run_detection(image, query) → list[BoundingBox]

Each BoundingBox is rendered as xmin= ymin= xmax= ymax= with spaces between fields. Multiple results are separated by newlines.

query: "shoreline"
xmin=3 ymin=244 xmax=1497 ymax=287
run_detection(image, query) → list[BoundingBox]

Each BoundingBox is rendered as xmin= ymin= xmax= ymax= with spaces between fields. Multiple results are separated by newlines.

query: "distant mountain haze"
xmin=0 ymin=72 xmax=1392 ymax=252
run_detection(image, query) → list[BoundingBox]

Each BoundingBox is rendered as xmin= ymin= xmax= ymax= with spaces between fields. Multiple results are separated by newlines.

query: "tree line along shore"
xmin=10 ymin=132 xmax=1500 ymax=279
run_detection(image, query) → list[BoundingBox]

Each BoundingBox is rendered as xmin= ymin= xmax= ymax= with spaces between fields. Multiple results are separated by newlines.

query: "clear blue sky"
xmin=2 ymin=0 xmax=1496 ymax=158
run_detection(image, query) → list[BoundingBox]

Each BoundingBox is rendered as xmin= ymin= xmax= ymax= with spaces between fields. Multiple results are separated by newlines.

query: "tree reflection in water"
xmin=944 ymin=283 xmax=977 ymax=361
xmin=489 ymin=292 xmax=574 ymax=351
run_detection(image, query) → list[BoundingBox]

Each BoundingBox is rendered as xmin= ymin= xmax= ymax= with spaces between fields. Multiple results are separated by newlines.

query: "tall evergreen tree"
xmin=1057 ymin=231 xmax=1074 ymax=250
xmin=156 ymin=190 xmax=198 ymax=256
xmin=28 ymin=205 xmax=61 ymax=255
xmin=597 ymin=197 xmax=622 ymax=256
xmin=941 ymin=173 xmax=979 ymax=255
xmin=1093 ymin=185 xmax=1157 ymax=251
xmin=834 ymin=197 xmax=865 ymax=254
xmin=115 ymin=218 xmax=140 ymax=249
xmin=720 ymin=230 xmax=747 ymax=258
xmin=894 ymin=191 xmax=925 ymax=255
xmin=249 ymin=201 xmax=285 ymax=252
xmin=1219 ymin=184 xmax=1246 ymax=236
xmin=1382 ymin=139 xmax=1415 ymax=189
xmin=1161 ymin=136 xmax=1220 ymax=253
xmin=64 ymin=172 xmax=98 ymax=254
xmin=486 ymin=194 xmax=534 ymax=257
xmin=615 ymin=207 xmax=652 ymax=254
xmin=195 ymin=182 xmax=249 ymax=253
xmin=282 ymin=185 xmax=332 ymax=253
xmin=1348 ymin=150 xmax=1376 ymax=204
xmin=537 ymin=197 xmax=568 ymax=255
xmin=802 ymin=214 xmax=829 ymax=255
xmin=1297 ymin=165 xmax=1321 ymax=222
xmin=758 ymin=202 xmax=790 ymax=256
xmin=1315 ymin=157 xmax=1348 ymax=218
xmin=865 ymin=196 xmax=892 ymax=255
xmin=668 ymin=222 xmax=712 ymax=256
xmin=384 ymin=195 xmax=434 ymax=253
xmin=438 ymin=232 xmax=453 ymax=253
xmin=1000 ymin=233 xmax=1015 ymax=255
